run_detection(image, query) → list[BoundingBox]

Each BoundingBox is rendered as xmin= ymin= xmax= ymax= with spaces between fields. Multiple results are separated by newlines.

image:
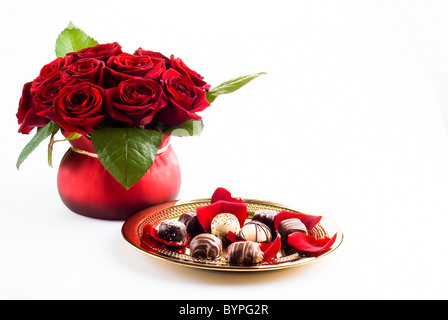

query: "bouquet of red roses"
xmin=16 ymin=22 xmax=264 ymax=189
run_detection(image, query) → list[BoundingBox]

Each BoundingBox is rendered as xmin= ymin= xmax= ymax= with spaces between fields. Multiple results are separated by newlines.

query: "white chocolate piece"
xmin=210 ymin=213 xmax=240 ymax=240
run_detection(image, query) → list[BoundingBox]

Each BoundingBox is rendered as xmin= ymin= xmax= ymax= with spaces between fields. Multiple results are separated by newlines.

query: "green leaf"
xmin=63 ymin=132 xmax=83 ymax=141
xmin=161 ymin=119 xmax=204 ymax=137
xmin=16 ymin=121 xmax=60 ymax=169
xmin=55 ymin=21 xmax=98 ymax=58
xmin=206 ymin=72 xmax=267 ymax=103
xmin=91 ymin=127 xmax=163 ymax=190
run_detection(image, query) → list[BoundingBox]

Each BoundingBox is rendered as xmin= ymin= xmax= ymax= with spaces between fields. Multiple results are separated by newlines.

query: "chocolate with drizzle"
xmin=278 ymin=218 xmax=307 ymax=243
xmin=226 ymin=241 xmax=263 ymax=266
xmin=190 ymin=233 xmax=223 ymax=260
xmin=239 ymin=220 xmax=272 ymax=243
xmin=252 ymin=209 xmax=277 ymax=239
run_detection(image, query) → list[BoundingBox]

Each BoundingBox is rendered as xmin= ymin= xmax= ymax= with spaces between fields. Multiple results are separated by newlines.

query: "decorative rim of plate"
xmin=121 ymin=198 xmax=343 ymax=272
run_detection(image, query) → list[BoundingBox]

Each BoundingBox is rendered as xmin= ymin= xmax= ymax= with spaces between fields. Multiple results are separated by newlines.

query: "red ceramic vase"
xmin=57 ymin=135 xmax=181 ymax=220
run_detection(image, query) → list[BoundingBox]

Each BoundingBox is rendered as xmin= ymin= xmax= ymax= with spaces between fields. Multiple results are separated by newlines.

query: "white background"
xmin=2 ymin=0 xmax=448 ymax=300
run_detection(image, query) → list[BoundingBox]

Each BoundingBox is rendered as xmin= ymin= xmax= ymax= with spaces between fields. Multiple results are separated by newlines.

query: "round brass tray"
xmin=122 ymin=198 xmax=343 ymax=272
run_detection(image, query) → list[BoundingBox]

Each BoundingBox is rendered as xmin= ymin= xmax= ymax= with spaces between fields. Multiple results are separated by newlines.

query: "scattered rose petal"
xmin=227 ymin=230 xmax=243 ymax=243
xmin=143 ymin=223 xmax=189 ymax=247
xmin=274 ymin=210 xmax=322 ymax=232
xmin=196 ymin=200 xmax=248 ymax=233
xmin=211 ymin=187 xmax=244 ymax=204
xmin=287 ymin=232 xmax=337 ymax=255
xmin=260 ymin=236 xmax=281 ymax=261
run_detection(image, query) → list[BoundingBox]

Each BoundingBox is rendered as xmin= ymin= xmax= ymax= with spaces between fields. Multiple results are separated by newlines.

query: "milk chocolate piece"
xmin=226 ymin=241 xmax=263 ymax=266
xmin=157 ymin=220 xmax=187 ymax=243
xmin=278 ymin=218 xmax=307 ymax=243
xmin=178 ymin=211 xmax=204 ymax=237
xmin=239 ymin=220 xmax=272 ymax=243
xmin=190 ymin=233 xmax=223 ymax=260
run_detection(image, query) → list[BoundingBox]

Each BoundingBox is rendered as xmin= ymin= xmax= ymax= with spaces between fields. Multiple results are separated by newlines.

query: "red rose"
xmin=68 ymin=42 xmax=122 ymax=62
xmin=170 ymin=55 xmax=210 ymax=91
xmin=17 ymin=82 xmax=50 ymax=134
xmin=104 ymin=53 xmax=164 ymax=86
xmin=134 ymin=48 xmax=170 ymax=68
xmin=106 ymin=78 xmax=167 ymax=127
xmin=156 ymin=69 xmax=210 ymax=126
xmin=33 ymin=78 xmax=65 ymax=121
xmin=61 ymin=58 xmax=105 ymax=85
xmin=53 ymin=82 xmax=106 ymax=135
xmin=30 ymin=56 xmax=72 ymax=94
xmin=107 ymin=53 xmax=162 ymax=77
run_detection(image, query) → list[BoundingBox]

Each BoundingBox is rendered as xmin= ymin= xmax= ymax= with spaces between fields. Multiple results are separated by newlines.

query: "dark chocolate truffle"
xmin=252 ymin=209 xmax=277 ymax=238
xmin=239 ymin=220 xmax=272 ymax=243
xmin=278 ymin=218 xmax=307 ymax=243
xmin=190 ymin=233 xmax=223 ymax=260
xmin=226 ymin=241 xmax=263 ymax=266
xmin=178 ymin=211 xmax=204 ymax=237
xmin=157 ymin=220 xmax=187 ymax=243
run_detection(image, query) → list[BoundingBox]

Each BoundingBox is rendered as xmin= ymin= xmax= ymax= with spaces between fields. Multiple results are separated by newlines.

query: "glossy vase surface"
xmin=57 ymin=135 xmax=181 ymax=220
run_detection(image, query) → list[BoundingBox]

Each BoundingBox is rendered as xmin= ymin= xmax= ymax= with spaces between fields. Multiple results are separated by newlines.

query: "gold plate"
xmin=121 ymin=199 xmax=343 ymax=272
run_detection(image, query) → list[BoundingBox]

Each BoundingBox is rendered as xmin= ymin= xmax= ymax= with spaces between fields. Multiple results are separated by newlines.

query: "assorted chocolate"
xmin=144 ymin=187 xmax=337 ymax=266
xmin=157 ymin=220 xmax=187 ymax=244
xmin=210 ymin=213 xmax=241 ymax=240
xmin=278 ymin=218 xmax=307 ymax=244
xmin=226 ymin=241 xmax=263 ymax=266
xmin=252 ymin=209 xmax=277 ymax=240
xmin=238 ymin=220 xmax=272 ymax=243
xmin=178 ymin=211 xmax=204 ymax=238
xmin=190 ymin=233 xmax=223 ymax=260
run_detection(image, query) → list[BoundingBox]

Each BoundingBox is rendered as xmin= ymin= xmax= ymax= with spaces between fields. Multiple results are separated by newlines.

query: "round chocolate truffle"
xmin=239 ymin=220 xmax=272 ymax=243
xmin=190 ymin=233 xmax=223 ymax=260
xmin=157 ymin=220 xmax=187 ymax=243
xmin=210 ymin=213 xmax=240 ymax=240
xmin=278 ymin=218 xmax=307 ymax=243
xmin=178 ymin=211 xmax=204 ymax=237
xmin=226 ymin=241 xmax=263 ymax=266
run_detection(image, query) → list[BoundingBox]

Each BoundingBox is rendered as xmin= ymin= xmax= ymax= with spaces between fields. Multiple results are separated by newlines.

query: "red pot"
xmin=57 ymin=135 xmax=181 ymax=220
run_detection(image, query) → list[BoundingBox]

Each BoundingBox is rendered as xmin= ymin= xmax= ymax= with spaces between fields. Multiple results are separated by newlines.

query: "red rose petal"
xmin=273 ymin=210 xmax=322 ymax=232
xmin=287 ymin=232 xmax=337 ymax=255
xmin=261 ymin=236 xmax=281 ymax=261
xmin=143 ymin=223 xmax=189 ymax=247
xmin=211 ymin=187 xmax=244 ymax=204
xmin=227 ymin=230 xmax=243 ymax=243
xmin=196 ymin=200 xmax=248 ymax=233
